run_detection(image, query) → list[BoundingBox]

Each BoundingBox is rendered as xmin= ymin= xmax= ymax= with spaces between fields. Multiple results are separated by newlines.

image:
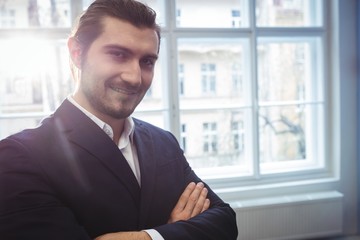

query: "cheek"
xmin=142 ymin=72 xmax=154 ymax=89
xmin=80 ymin=70 xmax=106 ymax=96
xmin=82 ymin=62 xmax=108 ymax=86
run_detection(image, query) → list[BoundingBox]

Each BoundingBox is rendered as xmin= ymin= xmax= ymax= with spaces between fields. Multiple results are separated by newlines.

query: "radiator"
xmin=232 ymin=191 xmax=343 ymax=240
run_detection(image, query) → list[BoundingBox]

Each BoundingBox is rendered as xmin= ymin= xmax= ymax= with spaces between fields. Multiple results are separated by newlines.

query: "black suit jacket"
xmin=0 ymin=100 xmax=238 ymax=240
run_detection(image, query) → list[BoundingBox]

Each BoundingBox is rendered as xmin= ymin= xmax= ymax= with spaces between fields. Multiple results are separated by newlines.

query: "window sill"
xmin=213 ymin=176 xmax=340 ymax=203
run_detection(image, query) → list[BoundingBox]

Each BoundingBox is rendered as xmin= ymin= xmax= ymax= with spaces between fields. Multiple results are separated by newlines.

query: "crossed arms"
xmin=96 ymin=182 xmax=210 ymax=240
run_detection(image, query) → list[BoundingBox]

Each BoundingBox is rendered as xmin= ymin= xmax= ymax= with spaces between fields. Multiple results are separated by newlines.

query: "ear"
xmin=68 ymin=37 xmax=82 ymax=69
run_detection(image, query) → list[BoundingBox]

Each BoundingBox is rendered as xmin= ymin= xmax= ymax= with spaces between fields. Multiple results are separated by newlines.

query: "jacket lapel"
xmin=133 ymin=120 xmax=157 ymax=228
xmin=54 ymin=100 xmax=141 ymax=206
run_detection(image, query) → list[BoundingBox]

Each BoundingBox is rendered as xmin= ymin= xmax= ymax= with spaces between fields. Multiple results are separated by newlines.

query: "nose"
xmin=120 ymin=60 xmax=142 ymax=89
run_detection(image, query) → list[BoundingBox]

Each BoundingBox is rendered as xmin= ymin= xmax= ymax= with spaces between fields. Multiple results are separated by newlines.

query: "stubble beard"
xmin=80 ymin=80 xmax=135 ymax=120
xmin=88 ymin=93 xmax=134 ymax=120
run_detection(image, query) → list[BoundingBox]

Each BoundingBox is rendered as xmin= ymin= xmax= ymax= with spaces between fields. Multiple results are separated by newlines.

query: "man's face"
xmin=73 ymin=17 xmax=159 ymax=122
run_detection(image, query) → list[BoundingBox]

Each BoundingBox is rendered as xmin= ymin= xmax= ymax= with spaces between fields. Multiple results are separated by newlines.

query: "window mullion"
xmin=248 ymin=0 xmax=261 ymax=178
xmin=166 ymin=0 xmax=181 ymax=139
xmin=70 ymin=1 xmax=83 ymax=25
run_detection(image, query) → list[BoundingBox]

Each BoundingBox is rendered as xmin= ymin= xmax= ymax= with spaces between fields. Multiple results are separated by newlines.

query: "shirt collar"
xmin=67 ymin=96 xmax=135 ymax=148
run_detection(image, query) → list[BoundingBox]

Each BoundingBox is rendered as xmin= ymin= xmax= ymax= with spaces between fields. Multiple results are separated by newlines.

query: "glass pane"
xmin=178 ymin=38 xmax=251 ymax=108
xmin=132 ymin=111 xmax=166 ymax=130
xmin=0 ymin=0 xmax=71 ymax=28
xmin=257 ymin=37 xmax=322 ymax=103
xmin=256 ymin=0 xmax=323 ymax=27
xmin=176 ymin=0 xmax=248 ymax=28
xmin=0 ymin=117 xmax=44 ymax=140
xmin=0 ymin=39 xmax=73 ymax=115
xmin=259 ymin=105 xmax=306 ymax=162
xmin=259 ymin=104 xmax=324 ymax=174
xmin=82 ymin=0 xmax=93 ymax=9
xmin=137 ymin=0 xmax=165 ymax=27
xmin=180 ymin=109 xmax=253 ymax=178
xmin=177 ymin=38 xmax=253 ymax=178
xmin=82 ymin=0 xmax=165 ymax=27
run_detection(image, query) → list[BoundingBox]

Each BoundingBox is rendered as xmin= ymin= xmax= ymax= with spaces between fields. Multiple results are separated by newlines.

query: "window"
xmin=201 ymin=63 xmax=217 ymax=94
xmin=231 ymin=9 xmax=241 ymax=27
xmin=175 ymin=0 xmax=248 ymax=28
xmin=257 ymin=37 xmax=324 ymax=174
xmin=176 ymin=9 xmax=181 ymax=26
xmin=232 ymin=121 xmax=244 ymax=153
xmin=0 ymin=0 xmax=71 ymax=28
xmin=256 ymin=0 xmax=322 ymax=27
xmin=0 ymin=0 xmax=340 ymax=194
xmin=180 ymin=123 xmax=187 ymax=152
xmin=169 ymin=0 xmax=326 ymax=181
xmin=202 ymin=122 xmax=217 ymax=154
xmin=0 ymin=8 xmax=16 ymax=27
xmin=232 ymin=63 xmax=243 ymax=96
xmin=178 ymin=64 xmax=185 ymax=96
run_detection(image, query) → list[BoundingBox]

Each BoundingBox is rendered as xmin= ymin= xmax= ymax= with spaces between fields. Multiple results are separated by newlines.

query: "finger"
xmin=201 ymin=198 xmax=210 ymax=213
xmin=190 ymin=187 xmax=208 ymax=217
xmin=173 ymin=182 xmax=196 ymax=211
xmin=183 ymin=182 xmax=205 ymax=214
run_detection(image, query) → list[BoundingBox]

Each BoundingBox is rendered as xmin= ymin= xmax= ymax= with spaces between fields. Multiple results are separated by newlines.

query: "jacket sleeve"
xmin=153 ymin=133 xmax=238 ymax=240
xmin=0 ymin=137 xmax=92 ymax=240
xmin=156 ymin=181 xmax=238 ymax=239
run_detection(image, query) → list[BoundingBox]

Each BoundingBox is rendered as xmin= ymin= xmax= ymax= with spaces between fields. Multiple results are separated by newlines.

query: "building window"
xmin=231 ymin=9 xmax=241 ymax=28
xmin=176 ymin=9 xmax=181 ymax=26
xmin=180 ymin=123 xmax=187 ymax=152
xmin=201 ymin=63 xmax=216 ymax=94
xmin=232 ymin=121 xmax=244 ymax=153
xmin=0 ymin=8 xmax=16 ymax=27
xmin=232 ymin=63 xmax=243 ymax=96
xmin=178 ymin=64 xmax=185 ymax=96
xmin=202 ymin=122 xmax=217 ymax=154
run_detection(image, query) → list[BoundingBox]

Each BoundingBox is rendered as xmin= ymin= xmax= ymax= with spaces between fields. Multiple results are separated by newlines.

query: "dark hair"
xmin=71 ymin=0 xmax=161 ymax=59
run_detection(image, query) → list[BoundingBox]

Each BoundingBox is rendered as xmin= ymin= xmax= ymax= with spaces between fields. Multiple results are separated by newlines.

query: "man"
xmin=0 ymin=0 xmax=238 ymax=239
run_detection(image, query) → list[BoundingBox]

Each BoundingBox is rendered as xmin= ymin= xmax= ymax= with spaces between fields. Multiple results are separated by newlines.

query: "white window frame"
xmin=160 ymin=0 xmax=328 ymax=185
xmin=159 ymin=6 xmax=357 ymax=235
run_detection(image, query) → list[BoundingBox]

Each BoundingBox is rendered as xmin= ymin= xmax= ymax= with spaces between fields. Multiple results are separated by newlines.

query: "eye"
xmin=140 ymin=58 xmax=156 ymax=69
xmin=108 ymin=50 xmax=126 ymax=59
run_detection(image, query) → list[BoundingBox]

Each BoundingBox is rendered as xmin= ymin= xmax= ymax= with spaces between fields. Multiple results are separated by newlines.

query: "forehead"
xmin=93 ymin=16 xmax=159 ymax=55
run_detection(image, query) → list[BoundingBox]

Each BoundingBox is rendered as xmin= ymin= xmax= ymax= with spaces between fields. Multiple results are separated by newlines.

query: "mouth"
xmin=109 ymin=85 xmax=137 ymax=95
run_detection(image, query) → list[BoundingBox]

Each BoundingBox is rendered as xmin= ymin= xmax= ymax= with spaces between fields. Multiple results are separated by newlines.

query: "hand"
xmin=168 ymin=182 xmax=210 ymax=223
xmin=95 ymin=231 xmax=151 ymax=240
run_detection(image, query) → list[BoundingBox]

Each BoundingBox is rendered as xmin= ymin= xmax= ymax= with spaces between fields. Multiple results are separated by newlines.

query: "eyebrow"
xmin=103 ymin=44 xmax=159 ymax=60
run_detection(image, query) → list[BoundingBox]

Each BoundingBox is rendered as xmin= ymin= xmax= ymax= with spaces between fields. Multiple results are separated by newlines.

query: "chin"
xmin=109 ymin=109 xmax=134 ymax=119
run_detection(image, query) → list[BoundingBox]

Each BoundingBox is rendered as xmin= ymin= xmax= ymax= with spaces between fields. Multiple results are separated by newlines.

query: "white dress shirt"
xmin=67 ymin=96 xmax=164 ymax=240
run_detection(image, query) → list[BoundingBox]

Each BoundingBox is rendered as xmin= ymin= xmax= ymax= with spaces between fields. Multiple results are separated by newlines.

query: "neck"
xmin=109 ymin=120 xmax=125 ymax=145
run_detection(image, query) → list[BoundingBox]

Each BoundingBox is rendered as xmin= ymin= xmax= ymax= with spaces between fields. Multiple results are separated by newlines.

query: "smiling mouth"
xmin=109 ymin=85 xmax=137 ymax=95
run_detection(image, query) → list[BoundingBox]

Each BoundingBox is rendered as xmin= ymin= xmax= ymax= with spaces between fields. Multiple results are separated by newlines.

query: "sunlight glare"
xmin=0 ymin=38 xmax=56 ymax=76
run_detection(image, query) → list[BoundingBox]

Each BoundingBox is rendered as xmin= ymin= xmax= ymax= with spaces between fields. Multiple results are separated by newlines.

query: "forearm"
xmin=95 ymin=231 xmax=151 ymax=240
xmin=156 ymin=205 xmax=238 ymax=240
xmin=165 ymin=163 xmax=237 ymax=239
